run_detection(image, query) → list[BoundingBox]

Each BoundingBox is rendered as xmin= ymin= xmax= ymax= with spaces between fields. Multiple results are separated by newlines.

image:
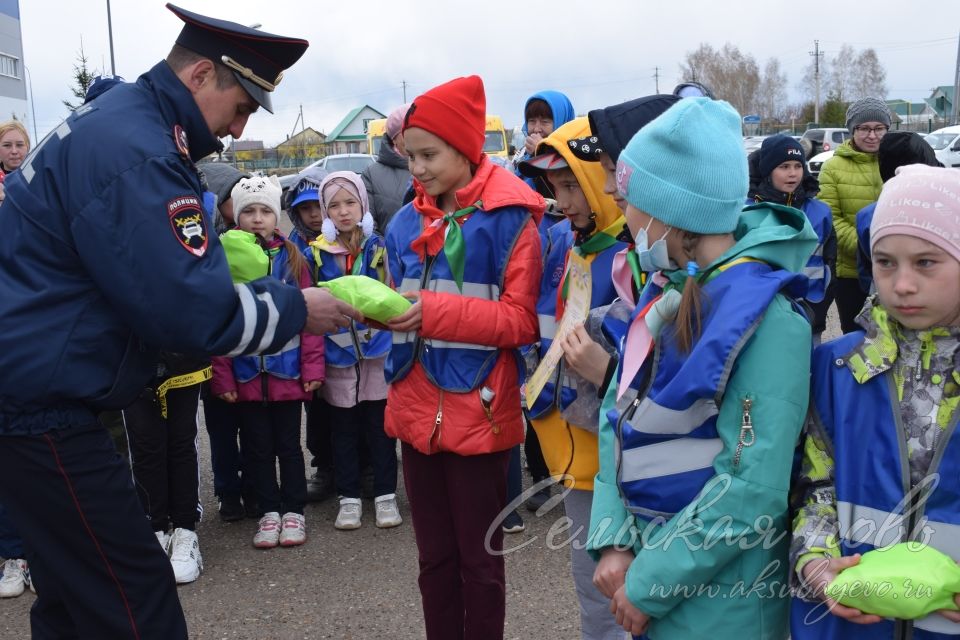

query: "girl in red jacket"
xmin=384 ymin=75 xmax=544 ymax=640
xmin=211 ymin=176 xmax=324 ymax=550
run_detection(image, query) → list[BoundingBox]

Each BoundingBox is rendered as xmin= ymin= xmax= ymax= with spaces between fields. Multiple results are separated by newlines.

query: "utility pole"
xmin=105 ymin=0 xmax=116 ymax=75
xmin=401 ymin=80 xmax=408 ymax=103
xmin=810 ymin=40 xmax=823 ymax=125
xmin=952 ymin=31 xmax=960 ymax=125
xmin=653 ymin=67 xmax=660 ymax=94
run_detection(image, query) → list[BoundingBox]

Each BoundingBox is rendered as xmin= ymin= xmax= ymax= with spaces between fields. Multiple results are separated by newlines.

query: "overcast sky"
xmin=19 ymin=0 xmax=960 ymax=146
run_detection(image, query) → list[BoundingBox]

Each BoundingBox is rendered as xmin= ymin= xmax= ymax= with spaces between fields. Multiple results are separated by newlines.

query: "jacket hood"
xmin=376 ymin=133 xmax=409 ymax=170
xmin=536 ymin=117 xmax=622 ymax=233
xmin=835 ymin=139 xmax=878 ymax=163
xmin=522 ymin=90 xmax=575 ymax=134
xmin=711 ymin=202 xmax=818 ymax=274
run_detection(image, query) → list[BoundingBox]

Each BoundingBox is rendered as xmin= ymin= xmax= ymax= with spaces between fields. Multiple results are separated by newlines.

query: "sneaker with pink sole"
xmin=253 ymin=512 xmax=281 ymax=549
xmin=279 ymin=512 xmax=306 ymax=546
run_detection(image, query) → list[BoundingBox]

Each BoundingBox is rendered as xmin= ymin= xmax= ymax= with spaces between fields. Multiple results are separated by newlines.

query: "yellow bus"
xmin=367 ymin=114 xmax=508 ymax=158
xmin=366 ymin=118 xmax=388 ymax=155
xmin=483 ymin=115 xmax=508 ymax=158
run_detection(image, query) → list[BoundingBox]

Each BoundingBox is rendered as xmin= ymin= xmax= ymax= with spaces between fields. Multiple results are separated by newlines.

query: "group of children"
xmin=351 ymin=75 xmax=959 ymax=640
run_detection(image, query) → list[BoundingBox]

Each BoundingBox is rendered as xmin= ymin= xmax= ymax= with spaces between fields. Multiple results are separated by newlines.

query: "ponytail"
xmin=282 ymin=238 xmax=308 ymax=286
xmin=674 ymin=232 xmax=704 ymax=352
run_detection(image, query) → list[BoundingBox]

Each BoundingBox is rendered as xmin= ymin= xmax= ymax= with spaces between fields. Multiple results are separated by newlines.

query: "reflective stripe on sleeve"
xmin=620 ymin=437 xmax=723 ymax=482
xmin=253 ymin=290 xmax=280 ymax=354
xmin=226 ymin=283 xmax=258 ymax=356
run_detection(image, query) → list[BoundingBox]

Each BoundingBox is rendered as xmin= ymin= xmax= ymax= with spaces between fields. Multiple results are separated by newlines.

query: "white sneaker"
xmin=278 ymin=512 xmax=306 ymax=547
xmin=168 ymin=528 xmax=202 ymax=584
xmin=253 ymin=512 xmax=281 ymax=549
xmin=334 ymin=498 xmax=362 ymax=530
xmin=0 ymin=559 xmax=28 ymax=598
xmin=155 ymin=530 xmax=170 ymax=555
xmin=374 ymin=494 xmax=403 ymax=528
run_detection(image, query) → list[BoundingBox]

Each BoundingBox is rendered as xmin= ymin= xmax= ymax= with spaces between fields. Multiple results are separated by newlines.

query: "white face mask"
xmin=634 ymin=219 xmax=675 ymax=272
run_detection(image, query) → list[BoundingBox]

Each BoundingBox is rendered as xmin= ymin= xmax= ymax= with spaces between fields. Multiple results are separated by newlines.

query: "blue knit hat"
xmin=759 ymin=134 xmax=806 ymax=177
xmin=616 ymin=98 xmax=748 ymax=234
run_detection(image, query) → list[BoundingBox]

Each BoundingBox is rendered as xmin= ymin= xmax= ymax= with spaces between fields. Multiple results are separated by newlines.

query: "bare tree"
xmin=679 ymin=42 xmax=760 ymax=116
xmin=757 ymin=57 xmax=788 ymax=121
xmin=851 ymin=48 xmax=888 ymax=100
xmin=827 ymin=44 xmax=857 ymax=103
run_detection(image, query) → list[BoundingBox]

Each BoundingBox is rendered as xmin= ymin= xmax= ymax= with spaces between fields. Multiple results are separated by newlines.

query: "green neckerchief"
xmin=442 ymin=200 xmax=481 ymax=291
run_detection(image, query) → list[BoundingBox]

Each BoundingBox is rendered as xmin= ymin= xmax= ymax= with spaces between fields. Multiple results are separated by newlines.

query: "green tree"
xmin=63 ymin=41 xmax=97 ymax=112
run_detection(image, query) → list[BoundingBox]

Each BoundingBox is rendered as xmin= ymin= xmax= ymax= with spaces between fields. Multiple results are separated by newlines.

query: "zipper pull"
xmin=732 ymin=397 xmax=755 ymax=470
xmin=435 ymin=408 xmax=443 ymax=428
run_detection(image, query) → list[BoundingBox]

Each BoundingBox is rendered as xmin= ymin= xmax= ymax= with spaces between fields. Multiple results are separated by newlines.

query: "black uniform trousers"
xmin=123 ymin=384 xmax=202 ymax=532
xmin=0 ymin=422 xmax=187 ymax=639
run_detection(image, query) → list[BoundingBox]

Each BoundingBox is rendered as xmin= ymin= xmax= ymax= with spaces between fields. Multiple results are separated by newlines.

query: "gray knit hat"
xmin=200 ymin=162 xmax=249 ymax=207
xmin=845 ymin=97 xmax=891 ymax=131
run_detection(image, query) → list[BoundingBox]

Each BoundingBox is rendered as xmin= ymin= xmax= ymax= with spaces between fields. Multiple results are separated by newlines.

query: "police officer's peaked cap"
xmin=166 ymin=3 xmax=309 ymax=114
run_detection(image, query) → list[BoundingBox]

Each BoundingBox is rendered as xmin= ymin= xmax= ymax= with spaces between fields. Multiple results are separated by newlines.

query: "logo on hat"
xmin=787 ymin=148 xmax=803 ymax=158
xmin=168 ymin=195 xmax=208 ymax=257
xmin=616 ymin=161 xmax=633 ymax=197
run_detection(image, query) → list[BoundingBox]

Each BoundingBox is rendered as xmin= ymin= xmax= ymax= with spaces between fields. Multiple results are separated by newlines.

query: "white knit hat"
xmin=230 ymin=175 xmax=282 ymax=218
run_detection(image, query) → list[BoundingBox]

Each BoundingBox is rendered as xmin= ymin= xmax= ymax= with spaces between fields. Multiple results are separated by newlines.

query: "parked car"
xmin=742 ymin=136 xmax=768 ymax=155
xmin=801 ymin=128 xmax=850 ymax=157
xmin=277 ymin=153 xmax=377 ymax=191
xmin=807 ymin=149 xmax=834 ymax=179
xmin=924 ymin=125 xmax=960 ymax=168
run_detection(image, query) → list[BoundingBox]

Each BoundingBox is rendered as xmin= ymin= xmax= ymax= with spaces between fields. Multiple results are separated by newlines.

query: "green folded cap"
xmin=220 ymin=230 xmax=269 ymax=283
xmin=825 ymin=542 xmax=960 ymax=619
xmin=317 ymin=275 xmax=411 ymax=323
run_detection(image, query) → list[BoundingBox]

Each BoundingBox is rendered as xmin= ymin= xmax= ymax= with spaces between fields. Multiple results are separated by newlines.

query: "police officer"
xmin=0 ymin=5 xmax=359 ymax=638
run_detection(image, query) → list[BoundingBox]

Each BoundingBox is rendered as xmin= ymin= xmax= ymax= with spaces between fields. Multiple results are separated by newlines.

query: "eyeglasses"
xmin=854 ymin=125 xmax=888 ymax=136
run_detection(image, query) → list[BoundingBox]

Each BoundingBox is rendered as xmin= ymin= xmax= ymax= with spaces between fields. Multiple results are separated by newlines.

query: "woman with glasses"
xmin=817 ymin=97 xmax=891 ymax=334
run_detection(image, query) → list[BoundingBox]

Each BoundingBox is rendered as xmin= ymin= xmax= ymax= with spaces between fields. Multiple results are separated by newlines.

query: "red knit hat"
xmin=403 ymin=75 xmax=486 ymax=164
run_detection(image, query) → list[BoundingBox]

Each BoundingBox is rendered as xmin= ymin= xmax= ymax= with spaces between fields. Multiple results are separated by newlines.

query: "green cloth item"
xmin=826 ymin=542 xmax=960 ymax=619
xmin=441 ymin=201 xmax=480 ymax=292
xmin=220 ymin=230 xmax=269 ymax=283
xmin=317 ymin=276 xmax=411 ymax=323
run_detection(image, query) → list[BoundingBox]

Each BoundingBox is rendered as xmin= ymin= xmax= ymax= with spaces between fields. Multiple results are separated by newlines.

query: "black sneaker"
xmin=218 ymin=495 xmax=244 ymax=522
xmin=525 ymin=485 xmax=552 ymax=513
xmin=306 ymin=469 xmax=334 ymax=503
xmin=501 ymin=510 xmax=525 ymax=534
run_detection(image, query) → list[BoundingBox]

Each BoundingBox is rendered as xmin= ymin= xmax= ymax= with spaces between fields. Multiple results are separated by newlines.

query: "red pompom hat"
xmin=402 ymin=75 xmax=486 ymax=164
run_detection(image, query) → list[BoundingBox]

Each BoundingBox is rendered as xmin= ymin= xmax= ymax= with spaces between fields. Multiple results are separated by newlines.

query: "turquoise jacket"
xmin=588 ymin=203 xmax=816 ymax=640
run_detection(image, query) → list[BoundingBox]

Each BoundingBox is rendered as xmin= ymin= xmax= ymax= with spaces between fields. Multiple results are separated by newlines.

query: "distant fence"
xmin=745 ymin=117 xmax=956 ymax=137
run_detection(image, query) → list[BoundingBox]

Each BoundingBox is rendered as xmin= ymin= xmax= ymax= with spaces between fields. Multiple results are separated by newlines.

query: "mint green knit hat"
xmin=615 ymin=97 xmax=748 ymax=234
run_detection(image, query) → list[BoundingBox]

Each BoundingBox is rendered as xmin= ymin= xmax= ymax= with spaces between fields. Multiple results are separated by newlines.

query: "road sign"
xmin=742 ymin=114 xmax=761 ymax=124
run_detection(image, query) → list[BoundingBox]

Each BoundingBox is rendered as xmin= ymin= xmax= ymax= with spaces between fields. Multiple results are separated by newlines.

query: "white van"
xmin=925 ymin=125 xmax=960 ymax=168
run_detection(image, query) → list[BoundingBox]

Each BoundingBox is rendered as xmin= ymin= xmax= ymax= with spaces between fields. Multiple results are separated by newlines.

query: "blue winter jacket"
xmin=0 ymin=61 xmax=306 ymax=434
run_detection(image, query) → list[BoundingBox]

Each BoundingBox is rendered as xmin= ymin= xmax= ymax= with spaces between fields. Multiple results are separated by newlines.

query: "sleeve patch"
xmin=168 ymin=195 xmax=208 ymax=257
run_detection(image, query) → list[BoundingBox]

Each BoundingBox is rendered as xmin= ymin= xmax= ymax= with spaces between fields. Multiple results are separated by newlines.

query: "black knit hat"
xmin=877 ymin=131 xmax=942 ymax=182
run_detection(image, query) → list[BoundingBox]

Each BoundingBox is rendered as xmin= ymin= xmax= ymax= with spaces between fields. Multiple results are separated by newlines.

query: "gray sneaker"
xmin=374 ymin=494 xmax=403 ymax=528
xmin=335 ymin=498 xmax=362 ymax=530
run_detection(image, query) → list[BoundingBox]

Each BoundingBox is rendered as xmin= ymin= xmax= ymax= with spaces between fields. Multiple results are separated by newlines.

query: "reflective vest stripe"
xmin=539 ymin=314 xmax=558 ymax=341
xmin=837 ymin=500 xmax=960 ymax=560
xmin=804 ymin=264 xmax=825 ymax=280
xmin=915 ymin=613 xmax=960 ymax=634
xmin=399 ymin=277 xmax=500 ymax=300
xmin=425 ymin=338 xmax=496 ymax=351
xmin=625 ymin=397 xmax=719 ymax=436
xmin=836 ymin=501 xmax=907 ymax=550
xmin=327 ymin=331 xmax=355 ymax=349
xmin=620 ymin=437 xmax=723 ymax=482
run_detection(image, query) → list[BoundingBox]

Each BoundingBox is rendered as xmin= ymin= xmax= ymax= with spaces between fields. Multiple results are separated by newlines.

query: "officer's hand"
xmin=302 ymin=288 xmax=362 ymax=336
xmin=594 ymin=547 xmax=635 ymax=599
xmin=800 ymin=555 xmax=884 ymax=624
xmin=219 ymin=391 xmax=237 ymax=403
xmin=303 ymin=380 xmax=322 ymax=394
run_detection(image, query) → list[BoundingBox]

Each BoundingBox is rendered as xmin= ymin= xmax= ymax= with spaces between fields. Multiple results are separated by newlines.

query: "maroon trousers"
xmin=401 ymin=443 xmax=511 ymax=640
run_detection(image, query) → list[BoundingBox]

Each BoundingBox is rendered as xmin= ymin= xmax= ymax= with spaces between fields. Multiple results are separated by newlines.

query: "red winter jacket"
xmin=385 ymin=159 xmax=544 ymax=455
